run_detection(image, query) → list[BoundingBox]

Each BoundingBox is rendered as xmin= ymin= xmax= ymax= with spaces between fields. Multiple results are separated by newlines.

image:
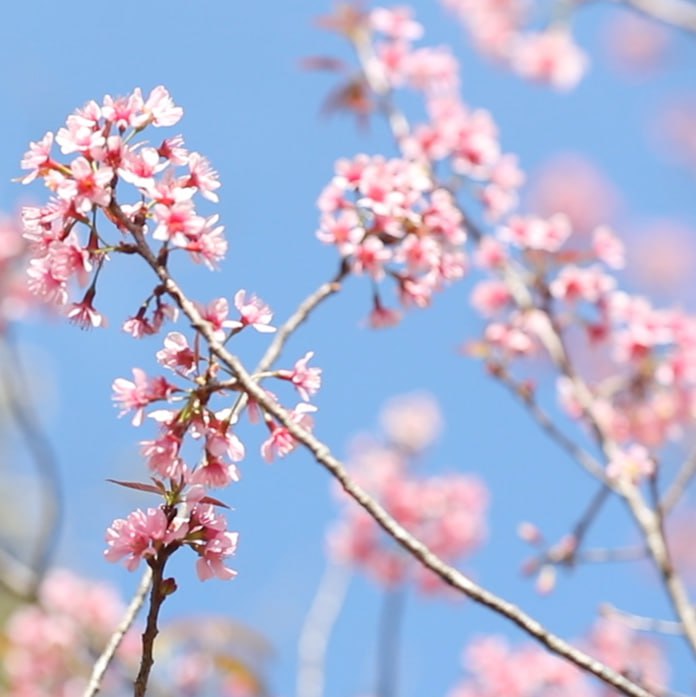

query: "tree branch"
xmin=121 ymin=224 xmax=657 ymax=697
xmin=83 ymin=568 xmax=152 ymax=697
xmin=297 ymin=562 xmax=351 ymax=697
xmin=614 ymin=0 xmax=696 ymax=33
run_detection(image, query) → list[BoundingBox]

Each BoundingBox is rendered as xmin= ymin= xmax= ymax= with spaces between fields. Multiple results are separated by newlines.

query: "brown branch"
xmin=120 ymin=224 xmax=657 ymax=697
xmin=491 ymin=367 xmax=608 ymax=482
xmin=348 ymin=22 xmax=696 ymax=668
xmin=134 ymin=556 xmax=172 ymax=697
xmin=353 ymin=31 xmax=696 ymax=654
xmin=614 ymin=0 xmax=696 ymax=33
xmin=83 ymin=568 xmax=152 ymax=697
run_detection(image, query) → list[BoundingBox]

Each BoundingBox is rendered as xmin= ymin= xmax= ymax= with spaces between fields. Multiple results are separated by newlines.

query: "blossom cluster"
xmin=448 ymin=618 xmax=667 ymax=697
xmin=438 ymin=0 xmax=587 ymax=89
xmin=0 ymin=569 xmax=271 ymax=696
xmin=317 ymin=7 xmax=527 ymax=326
xmin=107 ymin=298 xmax=321 ymax=579
xmin=467 ymin=198 xmax=696 ymax=485
xmin=317 ymin=154 xmax=467 ymax=325
xmin=20 ymin=85 xmax=224 ymax=329
xmin=328 ymin=394 xmax=488 ymax=591
xmin=19 ymin=88 xmax=323 ymax=583
xmin=1 ymin=569 xmax=140 ymax=696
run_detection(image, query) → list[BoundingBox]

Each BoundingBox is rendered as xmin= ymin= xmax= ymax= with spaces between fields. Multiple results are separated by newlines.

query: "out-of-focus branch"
xmin=297 ymin=562 xmax=351 ymax=697
xmin=614 ymin=0 xmax=696 ymax=33
xmin=0 ymin=332 xmax=62 ymax=597
xmin=600 ymin=602 xmax=685 ymax=635
xmin=376 ymin=586 xmax=405 ymax=697
xmin=121 ymin=222 xmax=657 ymax=697
xmin=578 ymin=545 xmax=646 ymax=564
xmin=491 ymin=366 xmax=608 ymax=482
xmin=231 ymin=259 xmax=350 ymax=422
xmin=661 ymin=448 xmax=696 ymax=515
xmin=83 ymin=568 xmax=152 ymax=697
xmin=352 ymin=15 xmax=696 ymax=660
xmin=0 ymin=546 xmax=38 ymax=598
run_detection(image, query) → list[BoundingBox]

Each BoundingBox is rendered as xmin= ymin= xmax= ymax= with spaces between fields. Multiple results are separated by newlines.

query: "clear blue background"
xmin=1 ymin=1 xmax=695 ymax=695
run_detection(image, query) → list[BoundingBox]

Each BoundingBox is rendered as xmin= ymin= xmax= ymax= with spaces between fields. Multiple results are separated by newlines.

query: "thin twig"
xmin=491 ymin=367 xmax=608 ymax=482
xmin=297 ymin=562 xmax=352 ymax=697
xmin=661 ymin=447 xmax=696 ymax=515
xmin=376 ymin=586 xmax=405 ymax=697
xmin=600 ymin=603 xmax=685 ymax=635
xmin=230 ymin=260 xmax=350 ymax=423
xmin=578 ymin=546 xmax=647 ymax=564
xmin=120 ymin=224 xmax=657 ymax=697
xmin=83 ymin=568 xmax=152 ymax=697
xmin=354 ymin=30 xmax=696 ymax=655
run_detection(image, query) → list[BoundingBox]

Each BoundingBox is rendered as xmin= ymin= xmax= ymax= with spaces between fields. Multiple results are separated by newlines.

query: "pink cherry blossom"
xmin=56 ymin=157 xmax=114 ymax=213
xmin=510 ymin=30 xmax=588 ymax=90
xmin=196 ymin=297 xmax=237 ymax=342
xmin=185 ymin=504 xmax=239 ymax=581
xmin=142 ymin=85 xmax=184 ymax=128
xmin=156 ymin=331 xmax=197 ymax=374
xmin=499 ymin=214 xmax=572 ymax=253
xmin=185 ymin=152 xmax=221 ymax=202
xmin=261 ymin=403 xmax=317 ymax=462
xmin=370 ymin=6 xmax=423 ymax=41
xmin=379 ymin=392 xmax=442 ymax=452
xmin=112 ymin=367 xmax=174 ymax=426
xmin=228 ymin=289 xmax=276 ymax=333
xmin=20 ymin=132 xmax=54 ymax=183
xmin=140 ymin=431 xmax=186 ymax=480
xmin=191 ymin=454 xmax=240 ymax=488
xmin=279 ymin=351 xmax=322 ymax=401
xmin=105 ymin=507 xmax=185 ymax=571
xmin=66 ymin=290 xmax=107 ymax=329
xmin=606 ymin=444 xmax=655 ymax=485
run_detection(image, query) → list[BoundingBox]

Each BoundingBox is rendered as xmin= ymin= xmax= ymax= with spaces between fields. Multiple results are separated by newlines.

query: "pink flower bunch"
xmin=106 ymin=311 xmax=321 ymax=577
xmin=448 ymin=619 xmax=667 ymax=697
xmin=467 ymin=194 xmax=696 ymax=453
xmin=468 ymin=215 xmax=624 ymax=360
xmin=328 ymin=395 xmax=488 ymax=591
xmin=19 ymin=86 xmax=225 ymax=328
xmin=369 ymin=6 xmax=460 ymax=95
xmin=449 ymin=635 xmax=591 ymax=697
xmin=2 ymin=569 xmax=140 ymax=696
xmin=1 ymin=569 xmax=271 ymax=695
xmin=367 ymin=10 xmax=527 ymax=222
xmin=317 ymin=153 xmax=468 ymax=320
xmin=440 ymin=0 xmax=588 ymax=89
xmin=105 ymin=497 xmax=239 ymax=582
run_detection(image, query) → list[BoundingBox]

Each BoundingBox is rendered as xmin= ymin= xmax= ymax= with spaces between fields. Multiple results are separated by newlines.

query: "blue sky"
xmin=1 ymin=1 xmax=696 ymax=695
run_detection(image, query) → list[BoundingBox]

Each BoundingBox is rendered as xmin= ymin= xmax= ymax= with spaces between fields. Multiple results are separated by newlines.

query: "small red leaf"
xmin=200 ymin=495 xmax=231 ymax=509
xmin=107 ymin=479 xmax=163 ymax=495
